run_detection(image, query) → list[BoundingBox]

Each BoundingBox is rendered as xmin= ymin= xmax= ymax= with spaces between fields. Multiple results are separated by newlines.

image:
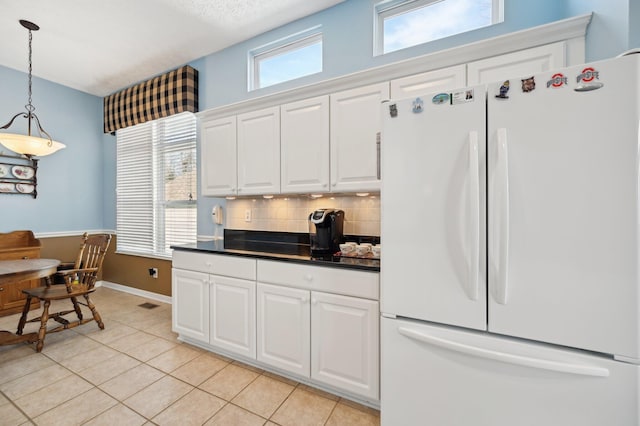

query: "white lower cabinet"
xmin=172 ymin=252 xmax=257 ymax=359
xmin=257 ymin=283 xmax=310 ymax=376
xmin=172 ymin=268 xmax=210 ymax=343
xmin=257 ymin=260 xmax=380 ymax=401
xmin=311 ymin=291 xmax=379 ymax=401
xmin=173 ymin=252 xmax=380 ymax=403
xmin=211 ymin=275 xmax=256 ymax=359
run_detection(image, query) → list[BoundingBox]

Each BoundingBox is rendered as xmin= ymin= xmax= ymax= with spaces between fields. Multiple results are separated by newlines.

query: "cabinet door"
xmin=257 ymin=283 xmax=310 ymax=376
xmin=210 ymin=275 xmax=256 ymax=359
xmin=390 ymin=64 xmax=466 ymax=99
xmin=0 ymin=247 xmax=41 ymax=315
xmin=237 ymin=106 xmax=280 ymax=195
xmin=281 ymin=96 xmax=330 ymax=194
xmin=171 ymin=268 xmax=210 ymax=343
xmin=200 ymin=115 xmax=238 ymax=196
xmin=330 ymin=83 xmax=389 ymax=192
xmin=467 ymin=41 xmax=566 ymax=85
xmin=311 ymin=291 xmax=379 ymax=400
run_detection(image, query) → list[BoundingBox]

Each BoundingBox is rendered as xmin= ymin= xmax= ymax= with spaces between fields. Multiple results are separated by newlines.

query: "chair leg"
xmin=70 ymin=296 xmax=83 ymax=320
xmin=17 ymin=296 xmax=32 ymax=335
xmin=84 ymin=294 xmax=104 ymax=330
xmin=36 ymin=300 xmax=50 ymax=352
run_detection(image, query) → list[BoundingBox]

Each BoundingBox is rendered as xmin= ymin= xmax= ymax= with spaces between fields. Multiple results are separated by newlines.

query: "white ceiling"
xmin=0 ymin=0 xmax=345 ymax=97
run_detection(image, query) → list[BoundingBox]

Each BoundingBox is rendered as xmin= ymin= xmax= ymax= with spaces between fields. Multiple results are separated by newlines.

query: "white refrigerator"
xmin=380 ymin=54 xmax=640 ymax=425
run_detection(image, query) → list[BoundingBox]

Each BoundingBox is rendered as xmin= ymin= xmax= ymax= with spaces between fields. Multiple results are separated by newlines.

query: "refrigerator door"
xmin=381 ymin=317 xmax=640 ymax=426
xmin=487 ymin=55 xmax=640 ymax=359
xmin=381 ymin=87 xmax=487 ymax=330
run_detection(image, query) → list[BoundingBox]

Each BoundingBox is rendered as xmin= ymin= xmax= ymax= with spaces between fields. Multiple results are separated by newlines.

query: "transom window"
xmin=375 ymin=0 xmax=504 ymax=55
xmin=249 ymin=26 xmax=323 ymax=90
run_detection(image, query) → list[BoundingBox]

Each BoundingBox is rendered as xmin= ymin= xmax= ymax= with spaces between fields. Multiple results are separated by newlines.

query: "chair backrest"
xmin=74 ymin=233 xmax=112 ymax=286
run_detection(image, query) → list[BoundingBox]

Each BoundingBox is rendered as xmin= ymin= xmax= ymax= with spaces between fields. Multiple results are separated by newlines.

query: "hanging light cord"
xmin=26 ymin=28 xmax=34 ymax=117
xmin=1 ymin=21 xmax=54 ymax=147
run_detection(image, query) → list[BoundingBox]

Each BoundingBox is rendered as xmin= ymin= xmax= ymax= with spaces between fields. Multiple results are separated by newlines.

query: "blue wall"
xmin=1 ymin=0 xmax=637 ymax=235
xmin=0 ymin=65 xmax=104 ymax=234
xmin=567 ymin=0 xmax=637 ymax=61
xmin=197 ymin=0 xmax=569 ymax=110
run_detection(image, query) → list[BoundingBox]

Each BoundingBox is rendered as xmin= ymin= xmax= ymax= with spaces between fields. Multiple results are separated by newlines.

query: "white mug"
xmin=340 ymin=243 xmax=355 ymax=254
xmin=355 ymin=244 xmax=371 ymax=256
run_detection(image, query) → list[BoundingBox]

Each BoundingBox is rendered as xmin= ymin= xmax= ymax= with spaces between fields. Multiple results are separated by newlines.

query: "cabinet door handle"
xmin=376 ymin=131 xmax=381 ymax=180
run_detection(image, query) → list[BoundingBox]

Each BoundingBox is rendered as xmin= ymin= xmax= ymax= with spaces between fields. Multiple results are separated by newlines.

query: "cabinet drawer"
xmin=257 ymin=260 xmax=379 ymax=300
xmin=172 ymin=251 xmax=256 ymax=280
xmin=0 ymin=248 xmax=40 ymax=261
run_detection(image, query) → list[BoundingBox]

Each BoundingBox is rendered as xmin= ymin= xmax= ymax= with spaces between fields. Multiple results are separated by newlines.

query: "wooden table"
xmin=0 ymin=259 xmax=60 ymax=346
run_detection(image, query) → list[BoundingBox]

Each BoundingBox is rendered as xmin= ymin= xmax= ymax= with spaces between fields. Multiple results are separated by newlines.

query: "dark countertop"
xmin=172 ymin=240 xmax=380 ymax=272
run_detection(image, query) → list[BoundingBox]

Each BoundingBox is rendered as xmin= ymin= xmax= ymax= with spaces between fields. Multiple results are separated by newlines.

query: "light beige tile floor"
xmin=0 ymin=287 xmax=380 ymax=425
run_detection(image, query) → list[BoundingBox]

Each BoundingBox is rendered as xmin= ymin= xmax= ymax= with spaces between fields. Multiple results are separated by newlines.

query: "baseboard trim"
xmin=97 ymin=280 xmax=172 ymax=305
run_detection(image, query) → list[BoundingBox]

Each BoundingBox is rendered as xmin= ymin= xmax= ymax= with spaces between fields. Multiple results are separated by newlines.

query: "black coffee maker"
xmin=309 ymin=209 xmax=344 ymax=256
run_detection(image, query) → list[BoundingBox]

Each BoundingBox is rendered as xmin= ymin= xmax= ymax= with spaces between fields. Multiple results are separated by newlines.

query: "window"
xmin=250 ymin=26 xmax=323 ymax=90
xmin=116 ymin=112 xmax=197 ymax=258
xmin=375 ymin=0 xmax=503 ymax=55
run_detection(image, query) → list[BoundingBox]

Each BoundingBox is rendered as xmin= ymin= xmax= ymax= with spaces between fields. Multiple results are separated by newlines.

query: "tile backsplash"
xmin=225 ymin=195 xmax=380 ymax=236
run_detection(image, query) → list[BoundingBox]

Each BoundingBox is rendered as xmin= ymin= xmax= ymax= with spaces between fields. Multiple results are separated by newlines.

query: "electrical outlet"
xmin=149 ymin=267 xmax=158 ymax=278
xmin=244 ymin=209 xmax=252 ymax=222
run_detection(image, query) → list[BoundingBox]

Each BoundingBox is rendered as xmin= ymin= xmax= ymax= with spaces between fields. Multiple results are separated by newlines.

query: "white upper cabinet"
xmin=330 ymin=83 xmax=389 ymax=193
xmin=467 ymin=42 xmax=566 ymax=85
xmin=237 ymin=106 xmax=281 ymax=195
xmin=281 ymin=96 xmax=330 ymax=194
xmin=390 ymin=64 xmax=466 ymax=99
xmin=200 ymin=115 xmax=237 ymax=196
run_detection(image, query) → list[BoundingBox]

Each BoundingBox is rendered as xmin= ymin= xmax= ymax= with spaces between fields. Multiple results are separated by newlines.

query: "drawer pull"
xmin=300 ymin=296 xmax=307 ymax=303
xmin=0 ymin=287 xmax=4 ymax=291
xmin=311 ymin=298 xmax=318 ymax=305
xmin=22 ymin=256 xmax=29 ymax=259
xmin=205 ymin=262 xmax=212 ymax=267
xmin=304 ymin=274 xmax=313 ymax=282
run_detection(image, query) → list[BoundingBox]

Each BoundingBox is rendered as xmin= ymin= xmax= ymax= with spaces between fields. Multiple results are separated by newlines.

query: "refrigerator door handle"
xmin=494 ymin=128 xmax=510 ymax=304
xmin=467 ymin=131 xmax=480 ymax=301
xmin=397 ymin=326 xmax=610 ymax=377
xmin=376 ymin=132 xmax=381 ymax=180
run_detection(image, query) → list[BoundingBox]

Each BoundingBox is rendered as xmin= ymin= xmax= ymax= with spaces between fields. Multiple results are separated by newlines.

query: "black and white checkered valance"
xmin=103 ymin=65 xmax=198 ymax=133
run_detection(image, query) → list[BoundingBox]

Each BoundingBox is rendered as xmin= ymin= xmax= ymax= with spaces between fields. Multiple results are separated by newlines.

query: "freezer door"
xmin=381 ymin=317 xmax=640 ymax=426
xmin=381 ymin=87 xmax=487 ymax=330
xmin=487 ymin=55 xmax=640 ymax=359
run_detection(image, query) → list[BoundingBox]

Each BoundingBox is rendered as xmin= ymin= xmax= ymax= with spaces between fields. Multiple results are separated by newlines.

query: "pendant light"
xmin=0 ymin=20 xmax=65 ymax=157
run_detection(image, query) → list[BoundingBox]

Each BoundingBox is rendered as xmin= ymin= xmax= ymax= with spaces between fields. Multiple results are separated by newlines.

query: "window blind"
xmin=116 ymin=111 xmax=197 ymax=258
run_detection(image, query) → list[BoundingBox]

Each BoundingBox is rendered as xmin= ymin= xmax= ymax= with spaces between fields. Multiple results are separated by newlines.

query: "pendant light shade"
xmin=0 ymin=20 xmax=65 ymax=158
xmin=0 ymin=134 xmax=65 ymax=157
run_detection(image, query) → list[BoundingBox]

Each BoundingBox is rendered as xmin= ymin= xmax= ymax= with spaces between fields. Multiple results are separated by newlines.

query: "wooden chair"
xmin=17 ymin=232 xmax=112 ymax=352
